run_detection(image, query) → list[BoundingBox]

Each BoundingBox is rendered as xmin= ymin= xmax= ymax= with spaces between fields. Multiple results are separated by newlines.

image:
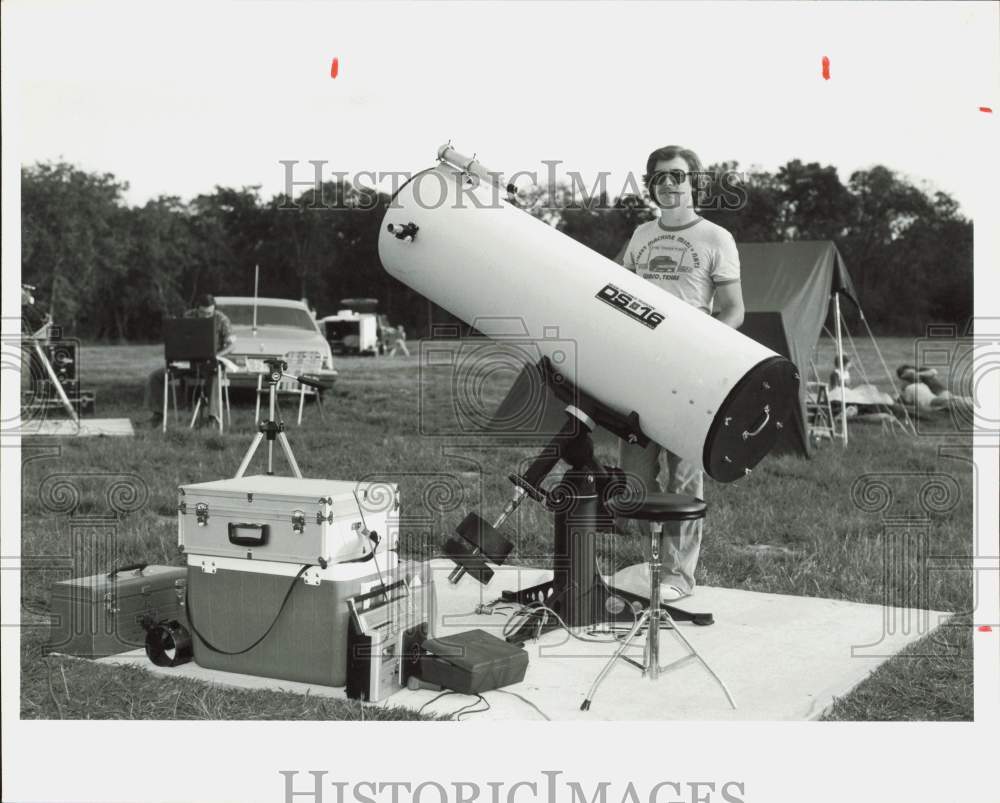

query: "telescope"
xmin=379 ymin=151 xmax=798 ymax=697
xmin=379 ymin=144 xmax=798 ymax=480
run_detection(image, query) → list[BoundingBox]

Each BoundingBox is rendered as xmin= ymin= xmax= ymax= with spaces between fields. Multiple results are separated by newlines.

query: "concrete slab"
xmin=20 ymin=418 xmax=134 ymax=437
xmin=96 ymin=560 xmax=949 ymax=720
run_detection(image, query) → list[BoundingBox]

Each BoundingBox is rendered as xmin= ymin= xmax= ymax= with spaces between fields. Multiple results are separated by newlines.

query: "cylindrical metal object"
xmin=379 ymin=158 xmax=797 ymax=482
xmin=648 ymin=522 xmax=662 ymax=680
xmin=552 ymin=469 xmax=602 ymax=628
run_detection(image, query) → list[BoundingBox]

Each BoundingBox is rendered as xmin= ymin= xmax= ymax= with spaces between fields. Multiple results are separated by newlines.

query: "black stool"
xmin=582 ymin=492 xmax=736 ymax=711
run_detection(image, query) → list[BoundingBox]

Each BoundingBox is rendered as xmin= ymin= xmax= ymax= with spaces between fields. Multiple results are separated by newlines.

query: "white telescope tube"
xmin=379 ymin=157 xmax=798 ymax=482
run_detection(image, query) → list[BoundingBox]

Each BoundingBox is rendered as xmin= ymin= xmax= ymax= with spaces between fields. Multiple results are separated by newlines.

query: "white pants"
xmin=618 ymin=439 xmax=704 ymax=595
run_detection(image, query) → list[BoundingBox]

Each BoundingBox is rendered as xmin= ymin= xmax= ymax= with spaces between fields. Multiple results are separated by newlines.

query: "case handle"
xmin=107 ymin=562 xmax=148 ymax=579
xmin=228 ymin=522 xmax=269 ymax=548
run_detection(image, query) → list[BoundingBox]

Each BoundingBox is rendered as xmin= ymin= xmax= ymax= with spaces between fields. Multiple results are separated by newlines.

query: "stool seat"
xmin=608 ymin=492 xmax=707 ymax=522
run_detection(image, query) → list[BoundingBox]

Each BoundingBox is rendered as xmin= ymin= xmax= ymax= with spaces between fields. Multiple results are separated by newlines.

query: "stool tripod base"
xmin=581 ymin=604 xmax=737 ymax=712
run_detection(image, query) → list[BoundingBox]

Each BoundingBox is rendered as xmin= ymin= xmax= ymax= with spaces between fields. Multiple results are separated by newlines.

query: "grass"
xmin=18 ymin=337 xmax=974 ymax=720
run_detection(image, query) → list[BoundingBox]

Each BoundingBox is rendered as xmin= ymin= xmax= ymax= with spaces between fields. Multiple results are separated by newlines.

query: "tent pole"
xmin=833 ymin=292 xmax=848 ymax=446
xmin=857 ymin=308 xmax=918 ymax=436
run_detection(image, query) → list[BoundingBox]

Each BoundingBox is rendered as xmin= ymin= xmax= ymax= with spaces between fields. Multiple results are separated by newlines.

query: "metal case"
xmin=177 ymin=475 xmax=399 ymax=566
xmin=47 ymin=564 xmax=187 ymax=657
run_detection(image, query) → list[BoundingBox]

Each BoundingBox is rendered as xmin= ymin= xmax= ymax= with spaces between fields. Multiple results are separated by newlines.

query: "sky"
xmin=5 ymin=1 xmax=998 ymax=214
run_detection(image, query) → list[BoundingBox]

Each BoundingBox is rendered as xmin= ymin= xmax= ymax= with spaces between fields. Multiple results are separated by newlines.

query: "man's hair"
xmin=194 ymin=293 xmax=216 ymax=308
xmin=643 ymin=145 xmax=705 ymax=191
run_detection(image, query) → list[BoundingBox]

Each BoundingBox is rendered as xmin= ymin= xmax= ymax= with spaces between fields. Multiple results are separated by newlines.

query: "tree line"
xmin=20 ymin=159 xmax=972 ymax=340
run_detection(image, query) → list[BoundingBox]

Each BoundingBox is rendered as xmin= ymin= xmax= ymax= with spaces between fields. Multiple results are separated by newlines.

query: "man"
xmin=613 ymin=145 xmax=745 ymax=602
xmin=145 ymin=293 xmax=235 ymax=427
xmin=389 ymin=325 xmax=411 ymax=357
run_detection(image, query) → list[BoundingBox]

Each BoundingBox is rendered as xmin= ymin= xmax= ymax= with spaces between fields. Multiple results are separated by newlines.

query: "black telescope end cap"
xmin=703 ymin=356 xmax=800 ymax=483
xmin=452 ymin=512 xmax=514 ymax=563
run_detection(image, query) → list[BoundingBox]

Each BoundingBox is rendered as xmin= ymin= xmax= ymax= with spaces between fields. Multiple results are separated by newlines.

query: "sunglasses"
xmin=649 ymin=169 xmax=690 ymax=188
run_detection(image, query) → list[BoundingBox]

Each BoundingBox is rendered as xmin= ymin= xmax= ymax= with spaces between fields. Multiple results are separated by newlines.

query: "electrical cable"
xmin=501 ymin=601 xmax=622 ymax=644
xmin=185 ymin=564 xmax=311 ymax=655
xmin=418 ymin=690 xmax=458 ymax=715
xmin=454 ymin=694 xmax=490 ymax=720
xmin=492 ymin=688 xmax=551 ymax=720
xmin=353 ymin=488 xmax=390 ymax=602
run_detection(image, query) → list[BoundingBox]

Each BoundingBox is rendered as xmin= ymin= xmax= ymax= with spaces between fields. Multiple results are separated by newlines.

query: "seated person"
xmin=22 ymin=285 xmax=53 ymax=338
xmin=828 ymin=356 xmax=853 ymax=389
xmin=144 ymin=294 xmax=235 ymax=427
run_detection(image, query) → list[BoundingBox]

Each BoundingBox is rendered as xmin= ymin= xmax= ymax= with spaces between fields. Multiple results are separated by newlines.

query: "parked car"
xmin=213 ymin=296 xmax=337 ymax=388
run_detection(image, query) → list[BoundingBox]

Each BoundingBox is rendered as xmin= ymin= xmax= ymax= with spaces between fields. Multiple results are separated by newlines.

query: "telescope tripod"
xmin=498 ymin=408 xmax=713 ymax=643
xmin=234 ymin=358 xmax=304 ymax=478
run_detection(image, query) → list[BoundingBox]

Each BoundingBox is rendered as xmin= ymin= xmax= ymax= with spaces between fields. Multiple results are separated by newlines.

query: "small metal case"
xmin=47 ymin=563 xmax=187 ymax=657
xmin=177 ymin=475 xmax=399 ymax=566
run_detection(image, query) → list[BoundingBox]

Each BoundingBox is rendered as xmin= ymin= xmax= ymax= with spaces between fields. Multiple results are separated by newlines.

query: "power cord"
xmin=492 ymin=688 xmax=551 ymax=720
xmin=185 ymin=564 xmax=311 ymax=655
xmin=353 ymin=488 xmax=389 ymax=602
xmin=501 ymin=601 xmax=625 ymax=645
xmin=454 ymin=694 xmax=490 ymax=720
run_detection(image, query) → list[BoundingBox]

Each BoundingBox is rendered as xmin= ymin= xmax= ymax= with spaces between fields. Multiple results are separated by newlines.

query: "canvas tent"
xmin=735 ymin=241 xmax=863 ymax=456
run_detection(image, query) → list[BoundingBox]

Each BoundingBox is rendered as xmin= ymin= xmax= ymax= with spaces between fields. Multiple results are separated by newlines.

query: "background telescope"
xmin=379 ymin=145 xmax=798 ymax=481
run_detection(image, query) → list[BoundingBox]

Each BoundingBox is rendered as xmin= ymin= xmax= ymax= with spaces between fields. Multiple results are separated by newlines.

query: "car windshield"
xmin=218 ymin=304 xmax=316 ymax=331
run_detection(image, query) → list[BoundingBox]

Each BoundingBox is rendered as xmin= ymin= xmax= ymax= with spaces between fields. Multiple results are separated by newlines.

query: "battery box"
xmin=418 ymin=628 xmax=528 ymax=694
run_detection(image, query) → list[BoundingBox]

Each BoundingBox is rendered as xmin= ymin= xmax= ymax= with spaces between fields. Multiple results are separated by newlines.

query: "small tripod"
xmin=234 ymin=358 xmax=322 ymax=478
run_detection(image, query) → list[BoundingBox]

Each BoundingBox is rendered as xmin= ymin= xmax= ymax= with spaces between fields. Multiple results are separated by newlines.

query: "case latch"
xmin=103 ymin=592 xmax=119 ymax=615
xmin=198 ymin=559 xmax=217 ymax=575
xmin=195 ymin=502 xmax=209 ymax=526
xmin=316 ymin=511 xmax=333 ymax=525
xmin=291 ymin=510 xmax=306 ymax=534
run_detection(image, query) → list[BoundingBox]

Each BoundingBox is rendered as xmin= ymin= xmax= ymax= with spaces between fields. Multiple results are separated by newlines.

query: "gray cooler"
xmin=183 ymin=555 xmax=436 ymax=687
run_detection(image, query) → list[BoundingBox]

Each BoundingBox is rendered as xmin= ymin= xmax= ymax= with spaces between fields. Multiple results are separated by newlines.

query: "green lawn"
xmin=19 ymin=337 xmax=974 ymax=720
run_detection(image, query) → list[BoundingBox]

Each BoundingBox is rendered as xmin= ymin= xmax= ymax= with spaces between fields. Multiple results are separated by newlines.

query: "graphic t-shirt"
xmin=621 ymin=217 xmax=741 ymax=313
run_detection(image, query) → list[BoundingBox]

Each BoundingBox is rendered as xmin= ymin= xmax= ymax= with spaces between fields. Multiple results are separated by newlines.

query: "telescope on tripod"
xmin=378 ymin=144 xmax=800 ymax=710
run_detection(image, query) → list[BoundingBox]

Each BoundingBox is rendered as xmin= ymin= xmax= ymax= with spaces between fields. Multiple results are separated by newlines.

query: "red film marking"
xmin=978 ymin=625 xmax=993 ymax=632
xmin=980 ymin=107 xmax=993 ymax=113
xmin=822 ymin=56 xmax=830 ymax=80
xmin=330 ymin=57 xmax=339 ymax=79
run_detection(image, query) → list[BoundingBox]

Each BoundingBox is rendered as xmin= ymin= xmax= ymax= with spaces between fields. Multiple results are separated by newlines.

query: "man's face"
xmin=649 ymin=156 xmax=695 ymax=211
xmin=196 ymin=305 xmax=215 ymax=318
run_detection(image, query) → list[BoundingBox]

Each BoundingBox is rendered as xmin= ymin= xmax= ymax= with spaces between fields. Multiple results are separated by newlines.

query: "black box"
xmin=419 ymin=629 xmax=528 ymax=694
